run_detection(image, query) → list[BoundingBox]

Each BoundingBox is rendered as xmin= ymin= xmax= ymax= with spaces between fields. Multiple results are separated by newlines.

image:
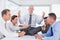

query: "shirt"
xmin=19 ymin=13 xmax=43 ymax=27
xmin=0 ymin=18 xmax=18 ymax=38
xmin=6 ymin=22 xmax=20 ymax=32
xmin=43 ymin=21 xmax=60 ymax=40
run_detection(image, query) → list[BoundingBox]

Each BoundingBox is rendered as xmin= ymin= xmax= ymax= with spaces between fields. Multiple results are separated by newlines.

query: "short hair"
xmin=11 ymin=15 xmax=17 ymax=22
xmin=44 ymin=17 xmax=47 ymax=19
xmin=48 ymin=13 xmax=56 ymax=20
xmin=1 ymin=9 xmax=10 ymax=17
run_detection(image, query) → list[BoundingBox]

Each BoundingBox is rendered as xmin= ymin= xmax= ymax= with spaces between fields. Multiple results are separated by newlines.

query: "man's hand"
xmin=35 ymin=34 xmax=43 ymax=40
xmin=18 ymin=10 xmax=21 ymax=17
xmin=18 ymin=31 xmax=26 ymax=37
xmin=41 ymin=25 xmax=46 ymax=31
xmin=23 ymin=24 xmax=29 ymax=29
xmin=42 ymin=11 xmax=45 ymax=18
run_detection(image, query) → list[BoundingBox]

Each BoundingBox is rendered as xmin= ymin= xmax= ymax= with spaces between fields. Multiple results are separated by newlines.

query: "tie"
xmin=28 ymin=14 xmax=32 ymax=27
xmin=51 ymin=27 xmax=53 ymax=36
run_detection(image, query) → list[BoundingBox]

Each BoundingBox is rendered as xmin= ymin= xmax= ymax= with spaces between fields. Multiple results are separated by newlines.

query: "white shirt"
xmin=6 ymin=21 xmax=20 ymax=32
xmin=19 ymin=13 xmax=43 ymax=27
xmin=0 ymin=18 xmax=18 ymax=38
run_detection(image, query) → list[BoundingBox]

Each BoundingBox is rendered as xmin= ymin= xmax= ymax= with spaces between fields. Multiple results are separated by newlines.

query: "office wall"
xmin=52 ymin=4 xmax=60 ymax=21
xmin=6 ymin=1 xmax=50 ymax=17
xmin=0 ymin=0 xmax=8 ymax=17
xmin=0 ymin=0 xmax=60 ymax=21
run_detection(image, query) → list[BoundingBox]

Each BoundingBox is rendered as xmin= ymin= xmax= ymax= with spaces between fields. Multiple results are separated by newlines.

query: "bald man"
xmin=19 ymin=5 xmax=45 ymax=35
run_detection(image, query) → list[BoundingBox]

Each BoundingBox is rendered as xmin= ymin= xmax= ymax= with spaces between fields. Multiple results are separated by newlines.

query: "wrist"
xmin=41 ymin=37 xmax=44 ymax=40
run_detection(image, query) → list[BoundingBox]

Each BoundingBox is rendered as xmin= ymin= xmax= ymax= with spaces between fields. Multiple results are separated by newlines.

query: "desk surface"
xmin=2 ymin=36 xmax=38 ymax=40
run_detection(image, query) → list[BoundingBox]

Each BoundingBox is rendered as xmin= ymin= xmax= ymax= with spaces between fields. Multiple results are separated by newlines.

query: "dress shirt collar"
xmin=1 ymin=17 xmax=6 ymax=24
xmin=10 ymin=21 xmax=17 ymax=26
xmin=51 ymin=21 xmax=56 ymax=27
xmin=28 ymin=13 xmax=34 ymax=16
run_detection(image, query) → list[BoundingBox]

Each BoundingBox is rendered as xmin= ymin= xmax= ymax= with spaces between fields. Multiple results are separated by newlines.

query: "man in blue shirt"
xmin=35 ymin=13 xmax=60 ymax=40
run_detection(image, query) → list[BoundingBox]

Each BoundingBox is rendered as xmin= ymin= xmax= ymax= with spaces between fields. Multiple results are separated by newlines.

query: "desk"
xmin=2 ymin=35 xmax=38 ymax=40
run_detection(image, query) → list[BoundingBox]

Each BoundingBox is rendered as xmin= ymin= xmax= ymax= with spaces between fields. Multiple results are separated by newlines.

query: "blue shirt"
xmin=43 ymin=21 xmax=60 ymax=40
xmin=42 ymin=26 xmax=52 ymax=37
xmin=19 ymin=13 xmax=43 ymax=27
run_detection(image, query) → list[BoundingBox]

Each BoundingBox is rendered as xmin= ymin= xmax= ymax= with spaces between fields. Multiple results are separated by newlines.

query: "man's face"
xmin=12 ymin=17 xmax=18 ymax=25
xmin=47 ymin=16 xmax=52 ymax=24
xmin=5 ymin=11 xmax=11 ymax=21
xmin=29 ymin=6 xmax=34 ymax=14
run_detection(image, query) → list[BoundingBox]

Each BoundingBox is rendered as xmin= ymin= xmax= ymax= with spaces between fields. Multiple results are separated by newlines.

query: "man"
xmin=27 ymin=17 xmax=50 ymax=35
xmin=0 ymin=9 xmax=25 ymax=39
xmin=6 ymin=15 xmax=29 ymax=32
xmin=35 ymin=13 xmax=60 ymax=40
xmin=19 ymin=5 xmax=45 ymax=35
xmin=41 ymin=17 xmax=50 ymax=34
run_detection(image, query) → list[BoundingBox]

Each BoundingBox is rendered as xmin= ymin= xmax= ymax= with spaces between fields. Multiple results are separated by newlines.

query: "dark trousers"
xmin=20 ymin=26 xmax=42 ymax=36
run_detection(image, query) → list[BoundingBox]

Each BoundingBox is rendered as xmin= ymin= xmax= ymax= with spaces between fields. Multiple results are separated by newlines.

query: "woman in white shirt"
xmin=6 ymin=15 xmax=29 ymax=33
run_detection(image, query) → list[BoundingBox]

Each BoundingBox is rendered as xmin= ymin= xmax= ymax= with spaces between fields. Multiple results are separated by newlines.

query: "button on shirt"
xmin=19 ymin=13 xmax=43 ymax=27
xmin=0 ymin=18 xmax=18 ymax=38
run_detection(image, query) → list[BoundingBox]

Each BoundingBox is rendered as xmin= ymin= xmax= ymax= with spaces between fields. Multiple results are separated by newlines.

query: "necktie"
xmin=51 ymin=27 xmax=53 ymax=36
xmin=28 ymin=14 xmax=32 ymax=27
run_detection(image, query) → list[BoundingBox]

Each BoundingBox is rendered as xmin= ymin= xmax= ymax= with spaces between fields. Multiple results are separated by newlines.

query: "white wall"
xmin=0 ymin=0 xmax=6 ymax=17
xmin=0 ymin=0 xmax=60 ymax=22
xmin=6 ymin=1 xmax=50 ymax=17
xmin=52 ymin=4 xmax=60 ymax=21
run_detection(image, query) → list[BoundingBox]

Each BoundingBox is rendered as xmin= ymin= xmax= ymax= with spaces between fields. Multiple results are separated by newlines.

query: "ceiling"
xmin=8 ymin=0 xmax=60 ymax=6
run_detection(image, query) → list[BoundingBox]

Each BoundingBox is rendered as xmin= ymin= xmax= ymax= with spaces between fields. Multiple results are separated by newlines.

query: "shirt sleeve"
xmin=44 ymin=22 xmax=60 ymax=40
xmin=0 ymin=24 xmax=18 ymax=38
xmin=42 ymin=27 xmax=52 ymax=37
xmin=36 ymin=15 xmax=43 ymax=24
xmin=19 ymin=15 xmax=25 ymax=24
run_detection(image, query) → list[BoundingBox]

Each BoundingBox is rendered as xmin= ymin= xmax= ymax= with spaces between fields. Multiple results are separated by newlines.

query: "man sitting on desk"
xmin=26 ymin=17 xmax=50 ymax=35
xmin=19 ymin=5 xmax=45 ymax=35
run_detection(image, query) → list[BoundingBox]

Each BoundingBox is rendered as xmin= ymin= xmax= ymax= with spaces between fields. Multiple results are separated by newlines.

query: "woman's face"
xmin=44 ymin=19 xmax=49 ymax=25
xmin=12 ymin=17 xmax=18 ymax=25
